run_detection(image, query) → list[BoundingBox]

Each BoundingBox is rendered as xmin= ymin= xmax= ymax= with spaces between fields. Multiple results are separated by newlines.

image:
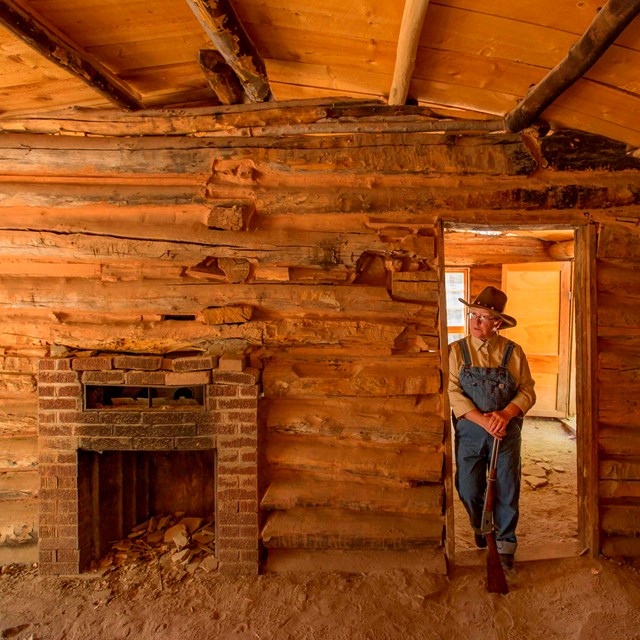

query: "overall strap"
xmin=458 ymin=338 xmax=472 ymax=367
xmin=500 ymin=341 xmax=516 ymax=368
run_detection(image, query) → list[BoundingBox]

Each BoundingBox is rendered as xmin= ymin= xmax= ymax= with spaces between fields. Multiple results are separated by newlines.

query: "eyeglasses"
xmin=468 ymin=311 xmax=497 ymax=323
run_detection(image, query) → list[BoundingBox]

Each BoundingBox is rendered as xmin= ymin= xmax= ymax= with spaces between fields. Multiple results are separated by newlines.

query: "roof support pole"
xmin=388 ymin=0 xmax=430 ymax=106
xmin=505 ymin=0 xmax=640 ymax=132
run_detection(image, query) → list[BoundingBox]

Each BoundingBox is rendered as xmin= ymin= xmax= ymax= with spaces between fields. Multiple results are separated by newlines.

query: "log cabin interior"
xmin=0 ymin=0 xmax=640 ymax=577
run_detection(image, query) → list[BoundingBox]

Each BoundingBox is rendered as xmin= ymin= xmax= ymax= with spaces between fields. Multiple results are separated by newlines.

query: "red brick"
xmin=174 ymin=436 xmax=215 ymax=449
xmin=239 ymin=525 xmax=258 ymax=537
xmin=40 ymin=475 xmax=58 ymax=489
xmin=239 ymin=423 xmax=258 ymax=435
xmin=98 ymin=411 xmax=142 ymax=424
xmin=219 ymin=512 xmax=257 ymax=525
xmin=39 ymin=463 xmax=77 ymax=477
xmin=38 ymin=359 xmax=56 ymax=371
xmin=164 ymin=370 xmax=210 ymax=385
xmin=39 ymin=550 xmax=54 ymax=563
xmin=217 ymin=528 xmax=240 ymax=539
xmin=141 ymin=412 xmax=194 ymax=425
xmin=40 ymin=436 xmax=78 ymax=450
xmin=72 ymin=356 xmax=113 ymax=371
xmin=73 ymin=424 xmax=113 ymax=437
xmin=241 ymin=451 xmax=257 ymax=463
xmin=218 ymin=353 xmax=245 ymax=372
xmin=40 ymin=424 xmax=72 ymax=436
xmin=38 ymin=385 xmax=56 ymax=397
xmin=132 ymin=437 xmax=175 ymax=450
xmin=81 ymin=370 xmax=125 ymax=384
xmin=39 ymin=371 xmax=78 ymax=384
xmin=239 ymin=386 xmax=259 ymax=398
xmin=163 ymin=356 xmax=217 ymax=372
xmin=218 ymin=488 xmax=256 ymax=501
xmin=79 ymin=436 xmax=133 ymax=450
xmin=209 ymin=384 xmax=239 ymax=397
xmin=55 ymin=359 xmax=72 ymax=371
xmin=218 ymin=436 xmax=256 ymax=448
xmin=218 ymin=450 xmax=239 ymax=463
xmin=56 ymin=385 xmax=82 ymax=397
xmin=212 ymin=369 xmax=259 ymax=385
xmin=57 ymin=549 xmax=81 ymax=563
xmin=217 ymin=548 xmax=240 ymax=561
xmin=124 ymin=370 xmax=166 ymax=385
xmin=217 ymin=476 xmax=239 ymax=489
xmin=58 ymin=477 xmax=77 ymax=489
xmin=38 ymin=413 xmax=57 ymax=427
xmin=218 ymin=398 xmax=257 ymax=410
xmin=39 ymin=398 xmax=80 ymax=411
xmin=58 ymin=411 xmax=101 ymax=424
xmin=58 ymin=525 xmax=79 ymax=538
xmin=113 ymin=355 xmax=162 ymax=370
xmin=218 ymin=464 xmax=257 ymax=476
xmin=240 ymin=550 xmax=260 ymax=563
xmin=224 ymin=537 xmax=258 ymax=551
xmin=238 ymin=499 xmax=259 ymax=512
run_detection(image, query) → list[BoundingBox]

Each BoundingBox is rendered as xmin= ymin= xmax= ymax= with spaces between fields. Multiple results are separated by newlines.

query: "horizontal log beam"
xmin=261 ymin=508 xmax=443 ymax=550
xmin=266 ymin=434 xmax=443 ymax=483
xmin=262 ymin=471 xmax=443 ymax=515
xmin=0 ymin=278 xmax=430 ymax=320
xmin=0 ymin=0 xmax=141 ymax=111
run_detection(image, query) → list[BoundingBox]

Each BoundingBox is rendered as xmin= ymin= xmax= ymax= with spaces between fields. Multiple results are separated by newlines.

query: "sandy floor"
xmin=3 ymin=410 xmax=640 ymax=640
xmin=2 ymin=554 xmax=640 ymax=640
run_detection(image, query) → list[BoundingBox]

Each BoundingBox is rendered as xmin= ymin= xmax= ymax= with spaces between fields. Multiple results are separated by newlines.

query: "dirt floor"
xmin=2 ymin=413 xmax=640 ymax=640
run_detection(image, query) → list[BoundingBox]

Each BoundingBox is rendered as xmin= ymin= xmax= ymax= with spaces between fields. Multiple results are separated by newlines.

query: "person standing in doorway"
xmin=448 ymin=286 xmax=536 ymax=569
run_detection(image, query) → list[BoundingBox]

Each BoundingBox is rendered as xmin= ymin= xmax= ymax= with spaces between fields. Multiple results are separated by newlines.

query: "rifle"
xmin=480 ymin=437 xmax=509 ymax=594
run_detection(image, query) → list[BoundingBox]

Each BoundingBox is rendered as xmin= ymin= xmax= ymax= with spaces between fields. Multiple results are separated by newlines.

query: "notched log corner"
xmin=206 ymin=199 xmax=255 ymax=231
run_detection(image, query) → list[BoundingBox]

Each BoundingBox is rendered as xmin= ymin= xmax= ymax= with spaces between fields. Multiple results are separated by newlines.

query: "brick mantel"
xmin=37 ymin=355 xmax=259 ymax=575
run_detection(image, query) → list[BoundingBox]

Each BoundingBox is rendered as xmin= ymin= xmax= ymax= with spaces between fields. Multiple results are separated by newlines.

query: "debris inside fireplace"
xmin=94 ymin=512 xmax=217 ymax=580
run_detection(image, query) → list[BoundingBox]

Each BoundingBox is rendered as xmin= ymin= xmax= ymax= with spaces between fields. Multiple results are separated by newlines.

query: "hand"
xmin=482 ymin=409 xmax=510 ymax=439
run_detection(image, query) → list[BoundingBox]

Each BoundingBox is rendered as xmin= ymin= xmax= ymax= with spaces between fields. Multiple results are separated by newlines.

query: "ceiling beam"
xmin=388 ymin=0 xmax=430 ymax=106
xmin=505 ymin=0 xmax=640 ymax=132
xmin=198 ymin=49 xmax=244 ymax=105
xmin=0 ymin=0 xmax=142 ymax=111
xmin=185 ymin=0 xmax=270 ymax=102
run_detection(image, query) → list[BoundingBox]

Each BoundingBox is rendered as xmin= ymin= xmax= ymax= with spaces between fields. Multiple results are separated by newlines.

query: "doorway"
xmin=442 ymin=225 xmax=589 ymax=564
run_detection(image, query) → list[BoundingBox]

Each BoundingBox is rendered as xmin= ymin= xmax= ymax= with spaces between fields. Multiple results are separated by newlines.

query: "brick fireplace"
xmin=37 ymin=354 xmax=259 ymax=575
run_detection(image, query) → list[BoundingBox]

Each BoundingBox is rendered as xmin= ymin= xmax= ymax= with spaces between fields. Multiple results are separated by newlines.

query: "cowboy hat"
xmin=458 ymin=286 xmax=517 ymax=328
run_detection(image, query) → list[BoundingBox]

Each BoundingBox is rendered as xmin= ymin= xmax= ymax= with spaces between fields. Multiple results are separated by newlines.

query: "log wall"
xmin=2 ymin=101 xmax=640 ymax=563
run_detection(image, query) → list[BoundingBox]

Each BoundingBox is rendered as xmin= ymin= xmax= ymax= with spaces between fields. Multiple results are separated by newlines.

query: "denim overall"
xmin=454 ymin=338 xmax=522 ymax=555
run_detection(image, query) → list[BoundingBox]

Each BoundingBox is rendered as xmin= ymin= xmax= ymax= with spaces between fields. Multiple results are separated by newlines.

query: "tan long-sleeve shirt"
xmin=448 ymin=334 xmax=536 ymax=419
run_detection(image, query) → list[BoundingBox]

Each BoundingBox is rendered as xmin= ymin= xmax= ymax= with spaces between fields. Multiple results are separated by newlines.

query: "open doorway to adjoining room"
xmin=443 ymin=226 xmax=581 ymax=565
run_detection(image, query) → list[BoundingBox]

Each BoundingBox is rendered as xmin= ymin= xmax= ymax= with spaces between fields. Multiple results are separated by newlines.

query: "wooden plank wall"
xmin=597 ymin=223 xmax=640 ymax=556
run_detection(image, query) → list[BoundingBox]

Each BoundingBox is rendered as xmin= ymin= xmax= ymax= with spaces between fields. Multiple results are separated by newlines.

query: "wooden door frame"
xmin=440 ymin=222 xmax=599 ymax=563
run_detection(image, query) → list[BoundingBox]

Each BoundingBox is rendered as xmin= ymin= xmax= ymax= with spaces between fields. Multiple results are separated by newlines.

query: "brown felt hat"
xmin=458 ymin=286 xmax=517 ymax=328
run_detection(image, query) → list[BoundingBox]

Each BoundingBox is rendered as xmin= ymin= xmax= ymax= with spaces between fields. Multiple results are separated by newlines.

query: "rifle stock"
xmin=482 ymin=438 xmax=509 ymax=594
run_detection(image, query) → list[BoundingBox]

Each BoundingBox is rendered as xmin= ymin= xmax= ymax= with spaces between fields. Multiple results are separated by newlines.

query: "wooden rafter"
xmin=505 ymin=0 xmax=640 ymax=132
xmin=388 ymin=0 xmax=430 ymax=106
xmin=198 ymin=49 xmax=244 ymax=105
xmin=0 ymin=0 xmax=142 ymax=111
xmin=185 ymin=0 xmax=270 ymax=102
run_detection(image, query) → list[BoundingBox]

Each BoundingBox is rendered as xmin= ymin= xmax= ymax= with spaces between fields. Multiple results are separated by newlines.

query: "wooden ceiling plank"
xmin=0 ymin=0 xmax=142 ymax=111
xmin=185 ymin=0 xmax=270 ymax=102
xmin=198 ymin=49 xmax=243 ymax=105
xmin=504 ymin=0 xmax=640 ymax=132
xmin=389 ymin=0 xmax=430 ymax=106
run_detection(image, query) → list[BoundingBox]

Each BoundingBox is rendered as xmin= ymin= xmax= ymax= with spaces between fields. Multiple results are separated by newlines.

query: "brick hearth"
xmin=37 ymin=355 xmax=259 ymax=575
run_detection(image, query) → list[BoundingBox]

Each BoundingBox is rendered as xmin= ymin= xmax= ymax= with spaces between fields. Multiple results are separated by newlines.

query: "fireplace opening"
xmin=78 ymin=449 xmax=216 ymax=568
